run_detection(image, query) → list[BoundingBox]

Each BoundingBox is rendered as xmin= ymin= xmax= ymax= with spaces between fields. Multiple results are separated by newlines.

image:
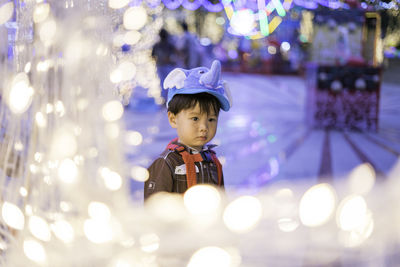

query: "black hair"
xmin=168 ymin=93 xmax=221 ymax=116
xmin=180 ymin=21 xmax=188 ymax=32
xmin=159 ymin=28 xmax=169 ymax=41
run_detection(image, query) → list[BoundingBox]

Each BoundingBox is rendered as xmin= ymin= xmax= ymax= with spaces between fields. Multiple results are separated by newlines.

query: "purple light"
xmin=182 ymin=0 xmax=202 ymax=10
xmin=162 ymin=0 xmax=183 ymax=10
xmin=228 ymin=49 xmax=238 ymax=59
xmin=202 ymin=0 xmax=224 ymax=12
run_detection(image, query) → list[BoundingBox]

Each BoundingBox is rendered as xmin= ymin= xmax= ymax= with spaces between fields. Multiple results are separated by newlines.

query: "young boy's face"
xmin=168 ymin=103 xmax=218 ymax=151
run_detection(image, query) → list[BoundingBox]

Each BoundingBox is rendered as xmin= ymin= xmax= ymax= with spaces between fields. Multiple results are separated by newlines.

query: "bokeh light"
xmin=183 ymin=185 xmax=221 ymax=216
xmin=123 ymin=6 xmax=148 ymax=31
xmin=140 ymin=233 xmax=160 ymax=253
xmin=299 ymin=183 xmax=336 ymax=227
xmin=8 ymin=73 xmax=34 ymax=114
xmin=125 ymin=131 xmax=143 ymax=146
xmin=23 ymin=239 xmax=47 ymax=264
xmin=102 ymin=100 xmax=124 ymax=122
xmin=99 ymin=167 xmax=123 ymax=191
xmin=130 ymin=166 xmax=149 ymax=182
xmin=336 ymin=195 xmax=368 ymax=231
xmin=88 ymin=202 xmax=111 ymax=221
xmin=84 ymin=219 xmax=113 ymax=244
xmin=230 ymin=9 xmax=255 ymax=35
xmin=223 ymin=196 xmax=262 ymax=233
xmin=2 ymin=202 xmax=25 ymax=230
xmin=29 ymin=216 xmax=51 ymax=242
xmin=0 ymin=2 xmax=14 ymax=25
xmin=33 ymin=3 xmax=50 ymax=23
xmin=348 ymin=163 xmax=376 ymax=195
xmin=188 ymin=246 xmax=234 ymax=267
xmin=58 ymin=159 xmax=78 ymax=183
xmin=108 ymin=0 xmax=130 ymax=9
xmin=50 ymin=220 xmax=74 ymax=243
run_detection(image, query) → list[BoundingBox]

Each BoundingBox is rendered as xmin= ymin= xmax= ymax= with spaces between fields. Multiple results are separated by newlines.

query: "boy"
xmin=144 ymin=60 xmax=232 ymax=200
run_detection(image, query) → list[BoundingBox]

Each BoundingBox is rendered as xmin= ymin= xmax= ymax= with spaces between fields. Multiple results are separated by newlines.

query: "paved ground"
xmin=124 ymin=72 xmax=400 ymax=198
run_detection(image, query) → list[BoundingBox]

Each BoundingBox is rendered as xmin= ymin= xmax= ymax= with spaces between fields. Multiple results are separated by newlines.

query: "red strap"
xmin=166 ymin=138 xmax=223 ymax=188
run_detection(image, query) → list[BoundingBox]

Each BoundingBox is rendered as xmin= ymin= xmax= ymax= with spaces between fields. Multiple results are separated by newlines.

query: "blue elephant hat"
xmin=163 ymin=60 xmax=232 ymax=111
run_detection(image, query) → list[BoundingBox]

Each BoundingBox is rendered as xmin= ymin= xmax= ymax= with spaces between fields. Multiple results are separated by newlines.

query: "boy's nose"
xmin=199 ymin=121 xmax=208 ymax=132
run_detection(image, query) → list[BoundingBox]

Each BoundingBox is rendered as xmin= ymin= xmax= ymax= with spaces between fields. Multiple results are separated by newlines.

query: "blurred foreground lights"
xmin=184 ymin=185 xmax=221 ymax=216
xmin=109 ymin=0 xmax=130 ymax=9
xmin=124 ymin=30 xmax=142 ymax=45
xmin=223 ymin=196 xmax=262 ymax=233
xmin=348 ymin=163 xmax=375 ymax=195
xmin=278 ymin=217 xmax=299 ymax=232
xmin=29 ymin=216 xmax=51 ymax=242
xmin=140 ymin=233 xmax=160 ymax=253
xmin=33 ymin=3 xmax=50 ymax=23
xmin=188 ymin=246 xmax=238 ymax=267
xmin=123 ymin=6 xmax=148 ymax=30
xmin=337 ymin=195 xmax=374 ymax=247
xmin=99 ymin=167 xmax=123 ymax=191
xmin=146 ymin=193 xmax=185 ymax=223
xmin=88 ymin=202 xmax=111 ymax=221
xmin=2 ymin=202 xmax=25 ymax=230
xmin=119 ymin=61 xmax=137 ymax=81
xmin=24 ymin=62 xmax=32 ymax=73
xmin=280 ymin=41 xmax=291 ymax=52
xmin=130 ymin=166 xmax=149 ymax=182
xmin=84 ymin=219 xmax=113 ymax=244
xmin=102 ymin=100 xmax=124 ymax=122
xmin=230 ymin=9 xmax=255 ymax=35
xmin=337 ymin=195 xmax=370 ymax=231
xmin=39 ymin=19 xmax=57 ymax=44
xmin=8 ymin=73 xmax=34 ymax=114
xmin=35 ymin=112 xmax=47 ymax=128
xmin=105 ymin=123 xmax=120 ymax=139
xmin=50 ymin=220 xmax=74 ymax=243
xmin=51 ymin=128 xmax=77 ymax=158
xmin=23 ymin=239 xmax=47 ymax=264
xmin=126 ymin=131 xmax=143 ymax=146
xmin=299 ymin=183 xmax=336 ymax=227
xmin=0 ymin=2 xmax=14 ymax=25
xmin=58 ymin=159 xmax=78 ymax=184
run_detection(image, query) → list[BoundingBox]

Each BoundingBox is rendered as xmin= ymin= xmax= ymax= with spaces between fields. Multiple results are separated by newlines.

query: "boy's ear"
xmin=167 ymin=112 xmax=177 ymax=128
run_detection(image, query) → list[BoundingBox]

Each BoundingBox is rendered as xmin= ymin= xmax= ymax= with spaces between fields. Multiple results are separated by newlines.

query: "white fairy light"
xmin=33 ymin=3 xmax=50 ymax=23
xmin=23 ymin=239 xmax=47 ymax=264
xmin=24 ymin=62 xmax=32 ymax=73
xmin=99 ymin=167 xmax=123 ymax=191
xmin=223 ymin=196 xmax=262 ymax=233
xmin=102 ymin=100 xmax=124 ymax=122
xmin=84 ymin=218 xmax=113 ymax=244
xmin=139 ymin=233 xmax=160 ymax=253
xmin=50 ymin=220 xmax=74 ymax=243
xmin=125 ymin=131 xmax=143 ymax=146
xmin=29 ymin=216 xmax=51 ymax=242
xmin=123 ymin=6 xmax=148 ymax=31
xmin=55 ymin=101 xmax=66 ymax=117
xmin=2 ymin=202 xmax=25 ymax=230
xmin=8 ymin=73 xmax=34 ymax=114
xmin=14 ymin=141 xmax=24 ymax=151
xmin=118 ymin=61 xmax=137 ymax=81
xmin=108 ymin=0 xmax=130 ymax=9
xmin=184 ymin=185 xmax=221 ymax=216
xmin=39 ymin=19 xmax=57 ymax=44
xmin=145 ymin=193 xmax=186 ymax=223
xmin=299 ymin=183 xmax=336 ymax=227
xmin=188 ymin=246 xmax=233 ymax=267
xmin=336 ymin=195 xmax=368 ymax=231
xmin=58 ymin=159 xmax=78 ymax=184
xmin=88 ymin=202 xmax=111 ymax=221
xmin=46 ymin=103 xmax=54 ymax=113
xmin=112 ymin=34 xmax=125 ymax=47
xmin=0 ymin=2 xmax=14 ymax=25
xmin=348 ymin=163 xmax=376 ymax=195
xmin=35 ymin=112 xmax=47 ymax=128
xmin=50 ymin=127 xmax=78 ymax=158
xmin=110 ymin=69 xmax=123 ymax=83
xmin=277 ymin=217 xmax=299 ymax=232
xmin=34 ymin=152 xmax=44 ymax=163
xmin=130 ymin=166 xmax=149 ymax=182
xmin=19 ymin=187 xmax=28 ymax=197
xmin=105 ymin=123 xmax=120 ymax=139
xmin=124 ymin=31 xmax=142 ymax=45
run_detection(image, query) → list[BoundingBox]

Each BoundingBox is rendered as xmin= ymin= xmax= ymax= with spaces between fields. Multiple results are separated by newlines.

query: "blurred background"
xmin=0 ymin=0 xmax=400 ymax=266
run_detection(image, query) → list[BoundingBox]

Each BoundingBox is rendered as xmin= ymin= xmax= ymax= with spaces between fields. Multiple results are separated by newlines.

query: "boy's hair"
xmin=167 ymin=93 xmax=221 ymax=115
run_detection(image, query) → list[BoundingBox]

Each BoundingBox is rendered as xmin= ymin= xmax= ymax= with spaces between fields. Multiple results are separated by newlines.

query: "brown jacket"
xmin=144 ymin=141 xmax=224 ymax=200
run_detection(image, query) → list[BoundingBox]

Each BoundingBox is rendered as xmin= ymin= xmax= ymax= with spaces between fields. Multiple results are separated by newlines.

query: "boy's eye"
xmin=209 ymin=118 xmax=216 ymax=122
xmin=191 ymin=117 xmax=198 ymax=121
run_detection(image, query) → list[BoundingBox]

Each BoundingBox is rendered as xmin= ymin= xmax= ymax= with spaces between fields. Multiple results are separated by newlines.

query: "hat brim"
xmin=168 ymin=88 xmax=230 ymax=111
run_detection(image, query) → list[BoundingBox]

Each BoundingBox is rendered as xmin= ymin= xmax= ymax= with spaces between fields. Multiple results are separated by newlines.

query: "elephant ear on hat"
xmin=163 ymin=68 xmax=187 ymax=90
xmin=222 ymin=80 xmax=233 ymax=108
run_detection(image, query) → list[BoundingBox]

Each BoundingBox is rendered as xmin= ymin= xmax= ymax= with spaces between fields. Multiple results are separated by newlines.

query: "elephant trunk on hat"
xmin=199 ymin=60 xmax=221 ymax=89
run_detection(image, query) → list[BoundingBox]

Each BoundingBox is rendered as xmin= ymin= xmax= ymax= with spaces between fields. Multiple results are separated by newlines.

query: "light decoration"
xmin=223 ymin=0 xmax=291 ymax=39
